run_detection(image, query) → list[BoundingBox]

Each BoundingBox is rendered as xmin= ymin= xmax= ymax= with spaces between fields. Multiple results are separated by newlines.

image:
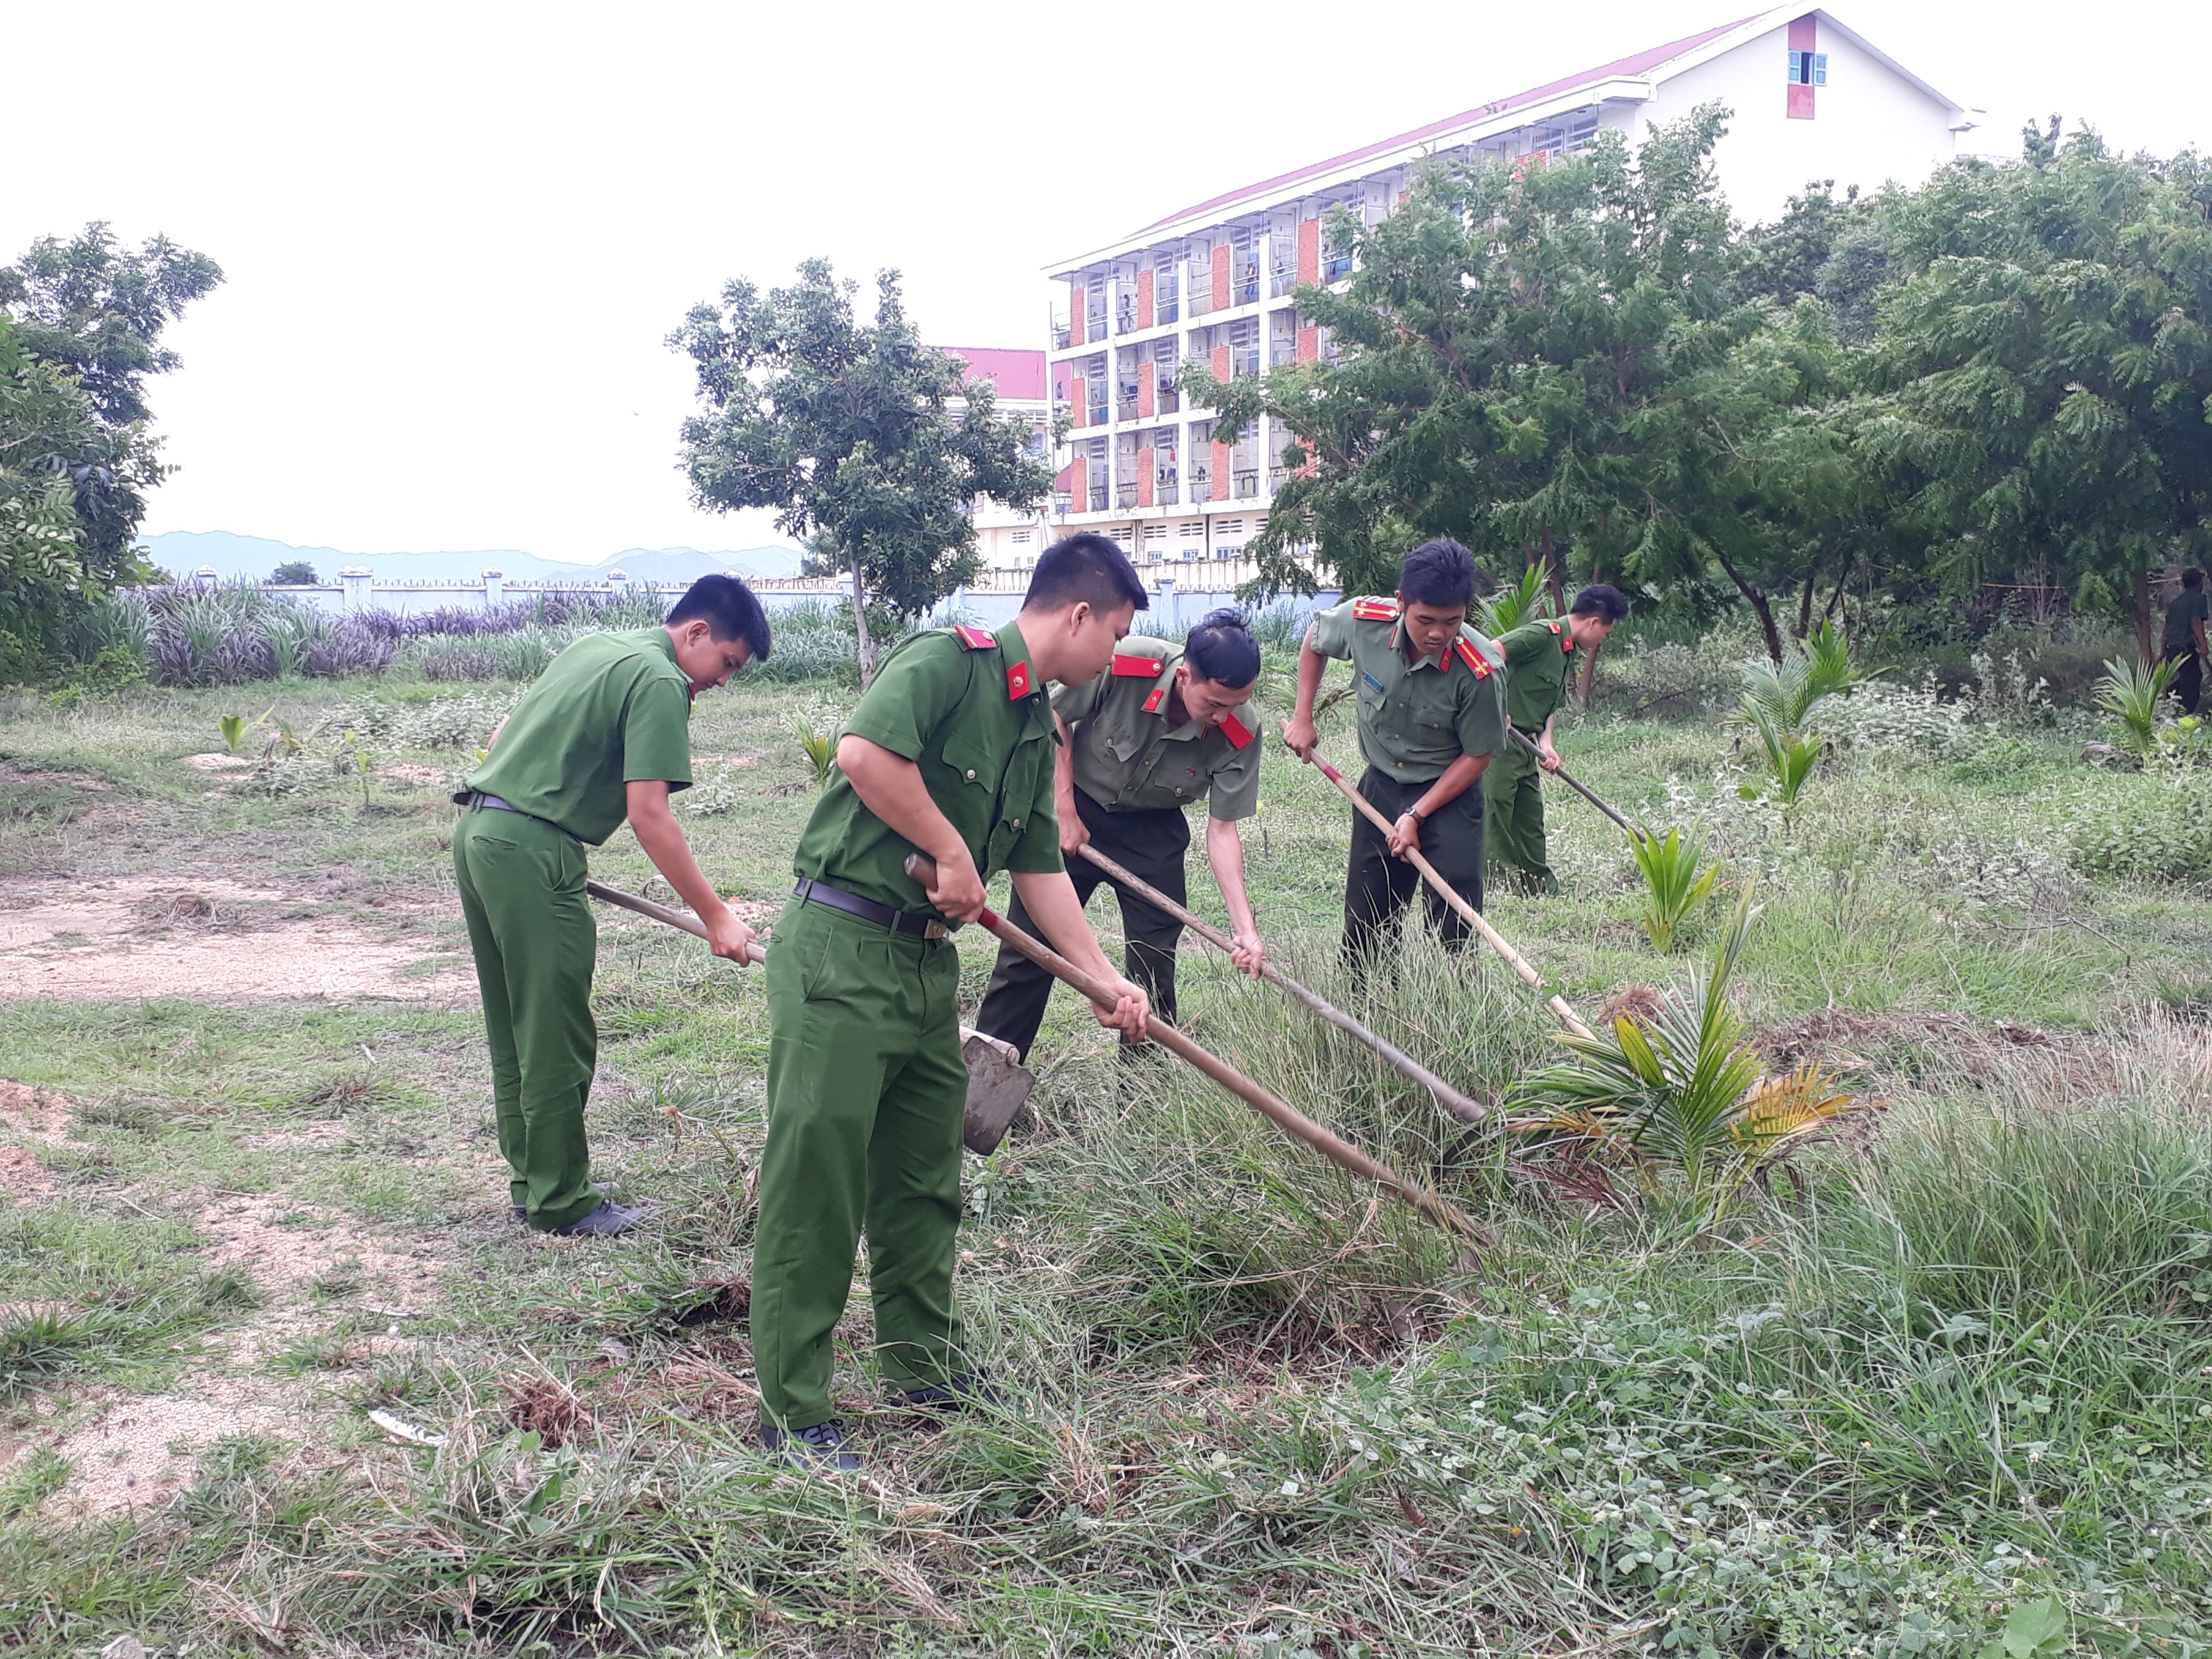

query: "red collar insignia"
xmin=1219 ymin=713 xmax=1254 ymax=749
xmin=1114 ymin=653 xmax=1164 ymax=677
xmin=1546 ymin=619 xmax=1573 ymax=653
xmin=1141 ymin=686 xmax=1165 ymax=713
xmin=1006 ymin=660 xmax=1033 ymax=699
xmin=952 ymin=624 xmax=996 ymax=651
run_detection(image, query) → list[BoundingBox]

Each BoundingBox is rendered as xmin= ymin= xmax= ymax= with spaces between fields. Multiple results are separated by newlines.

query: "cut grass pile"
xmin=1 ymin=667 xmax=2209 ymax=1655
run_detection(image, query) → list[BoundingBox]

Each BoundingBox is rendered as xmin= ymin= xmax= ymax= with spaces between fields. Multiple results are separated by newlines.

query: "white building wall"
xmin=1633 ymin=23 xmax=1962 ymax=223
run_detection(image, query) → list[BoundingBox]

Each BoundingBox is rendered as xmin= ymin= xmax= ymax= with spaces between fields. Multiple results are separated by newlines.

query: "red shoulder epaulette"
xmin=1219 ymin=713 xmax=1254 ymax=749
xmin=1113 ymin=653 xmax=1164 ymax=677
xmin=952 ymin=624 xmax=996 ymax=650
xmin=1453 ymin=638 xmax=1493 ymax=678
xmin=1352 ymin=598 xmax=1400 ymax=622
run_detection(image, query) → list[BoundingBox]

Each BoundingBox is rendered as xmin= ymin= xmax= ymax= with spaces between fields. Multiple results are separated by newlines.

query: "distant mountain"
xmin=136 ymin=530 xmax=805 ymax=586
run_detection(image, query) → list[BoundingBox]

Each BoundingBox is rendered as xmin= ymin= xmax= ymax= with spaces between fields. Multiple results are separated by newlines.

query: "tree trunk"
xmin=1793 ymin=563 xmax=1819 ymax=640
xmin=1541 ymin=532 xmax=1566 ymax=615
xmin=850 ymin=554 xmax=877 ymax=689
xmin=1712 ymin=545 xmax=1784 ymax=663
xmin=2135 ymin=564 xmax=2154 ymax=668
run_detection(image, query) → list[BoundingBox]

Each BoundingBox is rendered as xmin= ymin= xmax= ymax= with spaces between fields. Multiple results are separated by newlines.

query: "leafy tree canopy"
xmin=270 ymin=559 xmax=319 ymax=585
xmin=2 ymin=223 xmax=223 ymax=426
xmin=669 ymin=261 xmax=1057 ymax=679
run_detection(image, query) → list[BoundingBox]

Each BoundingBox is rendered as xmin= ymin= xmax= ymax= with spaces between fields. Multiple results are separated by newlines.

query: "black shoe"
xmin=544 ymin=1199 xmax=644 ymax=1237
xmin=516 ymin=1182 xmax=612 ymax=1223
xmin=758 ymin=1419 xmax=859 ymax=1471
xmin=900 ymin=1371 xmax=1009 ymax=1412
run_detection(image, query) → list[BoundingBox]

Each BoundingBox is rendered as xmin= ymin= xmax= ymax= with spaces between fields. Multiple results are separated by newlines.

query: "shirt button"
xmin=966 ymin=768 xmax=976 ymax=780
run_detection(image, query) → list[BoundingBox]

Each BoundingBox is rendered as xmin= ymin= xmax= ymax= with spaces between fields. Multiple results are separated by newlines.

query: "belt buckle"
xmin=923 ymin=920 xmax=949 ymax=941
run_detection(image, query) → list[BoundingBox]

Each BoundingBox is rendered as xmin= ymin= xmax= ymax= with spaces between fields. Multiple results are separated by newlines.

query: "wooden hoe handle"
xmin=902 ymin=854 xmax=1484 ymax=1241
xmin=1305 ymin=749 xmax=1596 ymax=1042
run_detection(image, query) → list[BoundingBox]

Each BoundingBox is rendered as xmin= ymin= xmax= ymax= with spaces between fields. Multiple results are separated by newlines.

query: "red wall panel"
xmin=1211 ymin=345 xmax=1230 ymax=385
xmin=1137 ymin=270 xmax=1154 ymax=330
xmin=1067 ymin=377 xmax=1086 ymax=427
xmin=1297 ymin=219 xmax=1320 ymax=285
xmin=1137 ymin=447 xmax=1154 ymax=509
xmin=1297 ymin=326 xmax=1320 ymax=364
xmin=1137 ymin=361 xmax=1155 ymax=420
xmin=1212 ymin=245 xmax=1230 ymax=311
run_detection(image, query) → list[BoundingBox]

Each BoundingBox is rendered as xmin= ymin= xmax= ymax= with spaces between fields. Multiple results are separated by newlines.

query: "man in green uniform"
xmin=1484 ymin=583 xmax=1630 ymax=894
xmin=974 ymin=607 xmax=1268 ymax=1061
xmin=452 ymin=575 xmax=772 ymax=1237
xmin=2163 ymin=568 xmax=2208 ymax=715
xmin=753 ymin=533 xmax=1152 ymax=1469
xmin=1282 ymin=538 xmax=1506 ymax=969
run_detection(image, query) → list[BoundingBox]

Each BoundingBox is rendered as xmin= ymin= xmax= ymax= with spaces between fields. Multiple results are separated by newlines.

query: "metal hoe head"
xmin=960 ymin=1027 xmax=1035 ymax=1156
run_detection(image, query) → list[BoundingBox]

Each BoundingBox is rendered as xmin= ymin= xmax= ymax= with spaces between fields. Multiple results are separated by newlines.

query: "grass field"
xmin=4 ymin=651 xmax=2211 ymax=1657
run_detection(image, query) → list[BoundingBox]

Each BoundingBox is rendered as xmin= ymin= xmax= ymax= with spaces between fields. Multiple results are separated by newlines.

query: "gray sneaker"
xmin=758 ymin=1419 xmax=859 ymax=1472
xmin=515 ymin=1183 xmax=611 ymax=1224
xmin=545 ymin=1200 xmax=644 ymax=1238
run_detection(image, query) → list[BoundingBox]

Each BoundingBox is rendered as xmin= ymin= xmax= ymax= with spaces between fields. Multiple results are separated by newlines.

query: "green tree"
xmin=2 ymin=223 xmax=225 ymax=425
xmin=670 ymin=261 xmax=1057 ymax=684
xmin=0 ymin=223 xmax=222 ymax=664
xmin=1194 ymin=108 xmax=1826 ymax=653
xmin=1851 ymin=127 xmax=2212 ymax=661
xmin=269 ymin=559 xmax=319 ymax=585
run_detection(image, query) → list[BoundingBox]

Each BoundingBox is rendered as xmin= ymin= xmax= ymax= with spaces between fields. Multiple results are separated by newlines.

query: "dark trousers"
xmin=2166 ymin=648 xmax=2204 ymax=715
xmin=975 ymin=788 xmax=1189 ymax=1061
xmin=1342 ymin=765 xmax=1484 ymax=970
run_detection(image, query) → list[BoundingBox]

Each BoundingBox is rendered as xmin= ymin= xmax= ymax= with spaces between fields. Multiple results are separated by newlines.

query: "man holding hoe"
xmin=1281 ymin=538 xmax=1506 ymax=971
xmin=452 ymin=574 xmax=773 ymax=1238
xmin=752 ymin=532 xmax=1153 ymax=1469
xmin=1482 ymin=583 xmax=1630 ymax=894
xmin=972 ymin=605 xmax=1269 ymax=1063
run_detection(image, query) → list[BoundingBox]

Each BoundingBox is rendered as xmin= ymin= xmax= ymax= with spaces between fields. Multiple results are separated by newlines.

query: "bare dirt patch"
xmin=0 ymin=876 xmax=472 ymax=1003
xmin=24 ymin=1193 xmax=447 ymax=1520
xmin=376 ymin=763 xmax=449 ymax=787
xmin=181 ymin=751 xmax=255 ymax=772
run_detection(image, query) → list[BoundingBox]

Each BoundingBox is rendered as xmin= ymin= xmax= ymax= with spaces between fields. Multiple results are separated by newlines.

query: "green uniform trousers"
xmin=753 ymin=898 xmax=969 ymax=1431
xmin=452 ymin=806 xmax=604 ymax=1231
xmin=1483 ymin=738 xmax=1556 ymax=895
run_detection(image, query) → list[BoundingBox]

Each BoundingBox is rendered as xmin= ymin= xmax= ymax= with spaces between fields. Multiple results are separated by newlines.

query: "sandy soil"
xmin=0 ymin=876 xmax=472 ymax=1003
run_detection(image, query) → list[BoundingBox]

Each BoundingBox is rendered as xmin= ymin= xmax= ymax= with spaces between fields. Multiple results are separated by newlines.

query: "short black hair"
xmin=2186 ymin=569 xmax=2206 ymax=591
xmin=1023 ymin=532 xmax=1148 ymax=617
xmin=1569 ymin=582 xmax=1631 ymax=623
xmin=1398 ymin=538 xmax=1476 ymax=609
xmin=1184 ymin=607 xmax=1260 ymax=689
xmin=668 ymin=573 xmax=772 ymax=663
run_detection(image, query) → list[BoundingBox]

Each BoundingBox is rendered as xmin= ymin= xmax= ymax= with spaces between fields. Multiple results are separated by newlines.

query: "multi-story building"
xmin=936 ymin=346 xmax=1059 ymax=576
xmin=1041 ymin=6 xmax=1976 ymax=573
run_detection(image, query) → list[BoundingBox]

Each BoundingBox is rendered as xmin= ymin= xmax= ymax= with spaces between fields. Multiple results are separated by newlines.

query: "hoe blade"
xmin=960 ymin=1027 xmax=1035 ymax=1156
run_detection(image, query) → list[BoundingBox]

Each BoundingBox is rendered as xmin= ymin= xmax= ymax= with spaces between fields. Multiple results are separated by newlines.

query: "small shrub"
xmin=2094 ymin=654 xmax=2177 ymax=758
xmin=793 ymin=720 xmax=838 ymax=789
xmin=1625 ymin=824 xmax=1718 ymax=952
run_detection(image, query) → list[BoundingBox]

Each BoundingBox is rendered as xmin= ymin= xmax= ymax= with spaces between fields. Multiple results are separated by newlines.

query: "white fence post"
xmin=483 ymin=568 xmax=504 ymax=607
xmin=339 ymin=566 xmax=372 ymax=611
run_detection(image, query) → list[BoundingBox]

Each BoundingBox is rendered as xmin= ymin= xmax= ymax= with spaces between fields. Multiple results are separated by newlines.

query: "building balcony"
xmin=1268 ymin=466 xmax=1290 ymax=491
xmin=1156 ymin=297 xmax=1179 ymax=324
xmin=1190 ymin=476 xmax=1213 ymax=504
xmin=1117 ymin=483 xmax=1140 ymax=508
xmin=1271 ymin=343 xmax=1297 ymax=366
xmin=1052 ymin=322 xmax=1072 ymax=349
xmin=1116 ymin=307 xmax=1138 ymax=335
xmin=1235 ymin=264 xmax=1260 ymax=304
xmin=1087 ymin=403 xmax=1108 ymax=428
xmin=1235 ymin=470 xmax=1260 ymax=498
xmin=1234 ymin=348 xmax=1261 ymax=377
xmin=1155 ymin=484 xmax=1180 ymax=505
xmin=1085 ymin=311 xmax=1108 ymax=339
xmin=1054 ymin=491 xmax=1073 ymax=513
xmin=1324 ymin=255 xmax=1354 ymax=281
xmin=1271 ymin=266 xmax=1297 ymax=297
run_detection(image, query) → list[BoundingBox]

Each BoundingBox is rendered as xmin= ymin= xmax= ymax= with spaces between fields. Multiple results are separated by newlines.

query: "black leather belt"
xmin=793 ymin=877 xmax=950 ymax=940
xmin=461 ymin=790 xmax=517 ymax=812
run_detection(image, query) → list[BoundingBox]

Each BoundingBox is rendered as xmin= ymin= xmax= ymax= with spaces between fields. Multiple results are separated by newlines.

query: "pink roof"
xmin=1133 ymin=14 xmax=1762 ymax=235
xmin=937 ymin=346 xmax=1047 ymax=400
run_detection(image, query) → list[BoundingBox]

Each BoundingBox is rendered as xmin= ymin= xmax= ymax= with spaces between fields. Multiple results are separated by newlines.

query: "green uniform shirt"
xmin=1052 ymin=635 xmax=1262 ymax=821
xmin=793 ymin=619 xmax=1062 ymax=918
xmin=1498 ymin=617 xmax=1578 ymax=732
xmin=457 ymin=627 xmax=693 ymax=846
xmin=2164 ymin=589 xmax=2210 ymax=655
xmin=1306 ymin=596 xmax=1505 ymax=783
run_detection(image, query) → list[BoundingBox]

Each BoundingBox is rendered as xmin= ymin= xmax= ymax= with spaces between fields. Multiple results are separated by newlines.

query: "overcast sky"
xmin=9 ymin=0 xmax=2207 ymax=565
